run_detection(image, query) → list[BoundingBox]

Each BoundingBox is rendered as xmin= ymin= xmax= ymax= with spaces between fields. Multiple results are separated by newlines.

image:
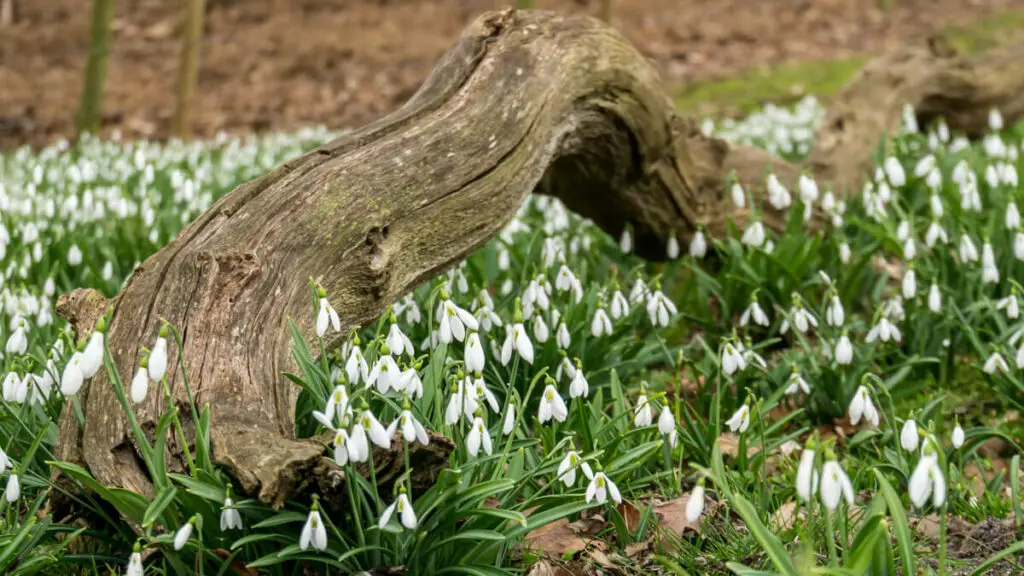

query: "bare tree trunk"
xmin=0 ymin=0 xmax=16 ymax=26
xmin=599 ymin=0 xmax=612 ymax=23
xmin=55 ymin=9 xmax=1024 ymax=510
xmin=171 ymin=0 xmax=206 ymax=140
xmin=76 ymin=0 xmax=115 ymax=137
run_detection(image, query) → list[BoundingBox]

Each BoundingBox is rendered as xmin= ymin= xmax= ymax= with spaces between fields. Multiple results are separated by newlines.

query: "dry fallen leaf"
xmin=654 ymin=492 xmax=708 ymax=536
xmin=772 ymin=500 xmax=801 ymax=531
xmin=523 ymin=517 xmax=605 ymax=557
xmin=616 ymin=502 xmax=643 ymax=532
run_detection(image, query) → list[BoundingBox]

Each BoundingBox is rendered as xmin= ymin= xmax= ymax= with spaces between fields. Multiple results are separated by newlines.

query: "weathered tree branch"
xmin=54 ymin=9 xmax=1024 ymax=511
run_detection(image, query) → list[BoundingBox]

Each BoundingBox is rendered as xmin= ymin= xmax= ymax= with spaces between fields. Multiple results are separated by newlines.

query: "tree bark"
xmin=171 ymin=0 xmax=206 ymax=139
xmin=75 ymin=0 xmax=115 ymax=137
xmin=55 ymin=9 xmax=1024 ymax=510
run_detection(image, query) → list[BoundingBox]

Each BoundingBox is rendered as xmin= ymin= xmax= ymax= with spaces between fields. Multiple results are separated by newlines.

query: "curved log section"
xmin=54 ymin=9 xmax=1024 ymax=508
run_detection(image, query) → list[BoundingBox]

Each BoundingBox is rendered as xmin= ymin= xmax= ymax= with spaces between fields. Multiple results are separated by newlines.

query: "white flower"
xmin=646 ymin=290 xmax=677 ymax=328
xmin=386 ymin=324 xmax=413 ymax=357
xmin=502 ymin=404 xmax=516 ymax=435
xmin=610 ymin=291 xmax=630 ymax=319
xmin=60 ymin=352 xmax=85 ymax=396
xmin=2 ymin=372 xmax=26 ymax=404
xmin=77 ymin=330 xmax=105 ymax=380
xmin=686 ymin=484 xmax=705 ymax=522
xmin=556 ymin=322 xmax=571 ymax=349
xmin=591 ymin=308 xmax=613 ymax=337
xmin=982 ymin=242 xmax=999 ymax=284
xmin=866 ymin=317 xmax=901 ymax=343
xmin=300 ymin=509 xmax=328 ymax=551
xmin=316 ymin=297 xmax=341 ymax=338
xmin=826 ymin=295 xmax=844 ymax=327
xmin=835 ymin=334 xmax=853 ymax=365
xmin=633 ymin=394 xmax=653 ymax=427
xmin=766 ymin=173 xmax=791 ymax=209
xmin=585 ymin=470 xmax=622 ymax=505
xmin=5 ymin=321 xmax=27 ymax=355
xmin=658 ymin=405 xmax=675 ymax=436
xmin=984 ymin=351 xmax=1008 ymax=374
xmin=784 ymin=371 xmax=810 ymax=395
xmin=148 ymin=335 xmax=168 ymax=382
xmin=1017 ymin=232 xmax=1024 ymax=260
xmin=464 ymin=333 xmax=485 ymax=373
xmin=221 ymin=498 xmax=243 ymax=531
xmin=928 ymin=283 xmax=942 ymax=312
xmin=914 ymin=154 xmax=936 ymax=177
xmin=839 ymin=241 xmax=851 ymax=264
xmin=67 ymin=244 xmax=83 ymax=266
xmin=1007 ymin=202 xmax=1021 ymax=230
xmin=502 ymin=323 xmax=534 ymax=365
xmin=557 ymin=451 xmax=592 ymax=487
xmin=0 ymin=447 xmax=9 ymax=474
xmin=900 ymin=419 xmax=919 ymax=451
xmin=127 ymin=551 xmax=143 ymax=576
xmin=629 ymin=277 xmax=648 ymax=303
xmin=532 ymin=315 xmax=549 ymax=344
xmin=742 ymin=221 xmax=766 ymax=247
xmin=689 ymin=231 xmax=707 ymax=259
xmin=929 ymin=193 xmax=944 ymax=217
xmin=619 ymin=227 xmax=634 ymax=254
xmin=466 ymin=416 xmax=493 ymax=457
xmin=538 ymin=384 xmax=568 ymax=423
xmin=959 ymin=234 xmax=979 ymax=263
xmin=796 ymin=448 xmax=817 ymax=501
xmin=438 ymin=299 xmax=479 ymax=343
xmin=990 ymin=107 xmax=1004 ymax=131
xmin=345 ymin=345 xmax=369 ymax=385
xmin=848 ymin=386 xmax=879 ymax=427
xmin=925 ymin=221 xmax=948 ymax=247
xmin=952 ymin=424 xmax=965 ymax=449
xmin=731 ymin=182 xmax=746 ymax=207
xmin=379 ymin=493 xmax=417 ymax=530
xmin=902 ymin=269 xmax=916 ymax=299
xmin=740 ymin=300 xmax=769 ymax=327
xmin=908 ymin=450 xmax=946 ymax=508
xmin=819 ymin=460 xmax=854 ymax=512
xmin=799 ymin=173 xmax=819 ymax=204
xmin=665 ymin=234 xmax=680 ymax=259
xmin=781 ymin=304 xmax=817 ymax=335
xmin=555 ymin=265 xmax=578 ymax=292
xmin=360 ymin=410 xmax=391 ymax=449
xmin=726 ymin=405 xmax=750 ymax=433
xmin=368 ymin=354 xmax=401 ymax=393
xmin=387 ymin=410 xmax=430 ymax=446
xmin=996 ymin=294 xmax=1020 ymax=319
xmin=130 ymin=366 xmax=149 ymax=404
xmin=5 ymin=473 xmax=19 ymax=502
xmin=883 ymin=156 xmax=905 ymax=188
xmin=721 ymin=343 xmax=746 ymax=376
xmin=569 ymin=367 xmax=589 ymax=399
xmin=173 ymin=521 xmax=193 ymax=551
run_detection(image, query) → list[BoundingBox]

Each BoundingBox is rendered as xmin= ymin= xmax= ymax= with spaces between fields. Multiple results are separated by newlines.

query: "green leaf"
xmin=142 ymin=486 xmax=178 ymax=528
xmin=169 ymin=473 xmax=224 ymax=503
xmin=873 ymin=470 xmax=915 ymax=576
xmin=251 ymin=510 xmax=307 ymax=529
xmin=969 ymin=540 xmax=1024 ymax=576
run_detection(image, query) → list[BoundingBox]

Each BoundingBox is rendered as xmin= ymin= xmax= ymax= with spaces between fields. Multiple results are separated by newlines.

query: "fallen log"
xmin=54 ymin=9 xmax=1024 ymax=509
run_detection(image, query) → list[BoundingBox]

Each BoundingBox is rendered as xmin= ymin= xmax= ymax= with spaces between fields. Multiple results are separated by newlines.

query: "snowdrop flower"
xmin=909 ymin=445 xmax=946 ymax=508
xmin=984 ymin=350 xmax=1009 ymax=374
xmin=925 ymin=221 xmax=948 ymax=247
xmin=900 ymin=418 xmax=919 ymax=451
xmin=884 ymin=156 xmax=905 ymax=187
xmin=466 ymin=416 xmax=493 ymax=457
xmin=990 ymin=107 xmax=1004 ymax=131
xmin=928 ymin=283 xmax=942 ymax=312
xmin=996 ymin=292 xmax=1019 ymax=319
xmin=739 ymin=340 xmax=767 ymax=370
xmin=0 ymin=447 xmax=9 ymax=474
xmin=826 ymin=295 xmax=844 ymax=327
xmin=740 ymin=298 xmax=770 ymax=327
xmin=866 ymin=316 xmax=901 ymax=343
xmin=798 ymin=173 xmax=819 ymax=204
xmin=2 ymin=372 xmax=25 ymax=404
xmin=1017 ymin=232 xmax=1024 ymax=260
xmin=387 ymin=408 xmax=430 ymax=446
xmin=838 ymin=241 xmax=851 ymax=264
xmin=538 ymin=384 xmax=568 ymax=423
xmin=127 ymin=546 xmax=143 ymax=576
xmin=929 ymin=193 xmax=944 ymax=217
xmin=368 ymin=353 xmax=401 ymax=393
xmin=952 ymin=422 xmax=965 ymax=449
xmin=473 ymin=376 xmax=500 ymax=413
xmin=221 ymin=497 xmax=243 ymax=531
xmin=464 ymin=332 xmax=485 ymax=373
xmin=633 ymin=393 xmax=653 ymax=427
xmin=60 ymin=352 xmax=85 ymax=396
xmin=475 ymin=305 xmax=503 ymax=333
xmin=820 ymin=459 xmax=854 ymax=512
xmin=558 ymin=451 xmax=592 ymax=487
xmin=619 ymin=226 xmax=633 ymax=254
xmin=555 ymin=265 xmax=578 ymax=293
xmin=359 ymin=410 xmax=392 ymax=449
xmin=848 ymin=386 xmax=879 ymax=427
xmin=67 ymin=244 xmax=83 ymax=266
xmin=914 ymin=154 xmax=936 ymax=177
xmin=780 ymin=300 xmax=817 ymax=335
xmin=835 ymin=332 xmax=853 ymax=365
xmin=584 ymin=469 xmax=622 ymax=505
xmin=766 ymin=173 xmax=791 ymax=209
xmin=667 ymin=232 xmax=683 ymax=260
xmin=5 ymin=320 xmax=26 ymax=355
xmin=658 ymin=405 xmax=675 ymax=436
xmin=346 ymin=343 xmax=369 ymax=386
xmin=959 ymin=234 xmax=979 ymax=263
xmin=379 ymin=491 xmax=417 ymax=530
xmin=556 ymin=321 xmax=571 ymax=349
xmin=79 ymin=327 xmax=106 ymax=380
xmin=982 ymin=242 xmax=999 ymax=284
xmin=629 ymin=276 xmax=648 ymax=304
xmin=300 ymin=504 xmax=328 ymax=551
xmin=731 ymin=182 xmax=746 ymax=208
xmin=130 ymin=365 xmax=149 ymax=404
xmin=173 ymin=519 xmax=194 ymax=551
xmin=902 ymin=268 xmax=917 ymax=299
xmin=726 ymin=404 xmax=750 ymax=433
xmin=438 ymin=297 xmax=479 ymax=343
xmin=741 ymin=221 xmax=766 ymax=247
xmin=903 ymin=237 xmax=916 ymax=260
xmin=532 ymin=315 xmax=549 ymax=344
xmin=686 ymin=482 xmax=706 ymax=522
xmin=386 ymin=323 xmax=413 ymax=357
xmin=610 ymin=290 xmax=630 ymax=319
xmin=646 ymin=289 xmax=677 ymax=328
xmin=796 ymin=447 xmax=817 ymax=501
xmin=502 ymin=401 xmax=516 ymax=435
xmin=556 ymin=355 xmax=577 ymax=382
xmin=784 ymin=369 xmax=810 ymax=395
xmin=148 ymin=329 xmax=168 ymax=382
xmin=1008 ymin=202 xmax=1021 ymax=230
xmin=501 ymin=320 xmax=534 ymax=365
xmin=591 ymin=307 xmax=615 ymax=338
xmin=316 ymin=293 xmax=341 ymax=338
xmin=688 ymin=230 xmax=707 ymax=259
xmin=569 ymin=364 xmax=589 ymax=399
xmin=721 ymin=342 xmax=746 ymax=376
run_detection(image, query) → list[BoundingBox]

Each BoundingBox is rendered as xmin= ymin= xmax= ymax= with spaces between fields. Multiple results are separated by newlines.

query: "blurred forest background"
xmin=2 ymin=0 xmax=1024 ymax=150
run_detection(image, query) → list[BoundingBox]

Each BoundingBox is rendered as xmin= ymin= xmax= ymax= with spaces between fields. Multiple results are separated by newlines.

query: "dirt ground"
xmin=1 ymin=0 xmax=1022 ymax=149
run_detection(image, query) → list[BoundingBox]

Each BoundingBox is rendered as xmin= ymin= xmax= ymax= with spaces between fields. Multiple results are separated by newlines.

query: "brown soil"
xmin=1 ymin=0 xmax=1021 ymax=150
